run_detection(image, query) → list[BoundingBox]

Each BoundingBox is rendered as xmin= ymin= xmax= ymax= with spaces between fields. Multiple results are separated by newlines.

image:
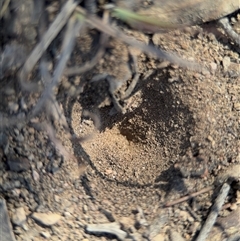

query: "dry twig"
xmin=218 ymin=17 xmax=240 ymax=47
xmin=86 ymin=222 xmax=127 ymax=241
xmin=195 ymin=183 xmax=231 ymax=241
xmin=19 ymin=0 xmax=79 ymax=91
xmin=64 ymin=8 xmax=110 ymax=77
xmin=164 ymin=186 xmax=213 ymax=207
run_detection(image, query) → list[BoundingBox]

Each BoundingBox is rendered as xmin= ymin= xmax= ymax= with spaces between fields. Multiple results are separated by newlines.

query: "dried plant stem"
xmin=86 ymin=222 xmax=127 ymax=241
xmin=195 ymin=183 xmax=230 ymax=241
xmin=0 ymin=0 xmax=10 ymax=18
xmin=19 ymin=0 xmax=79 ymax=90
xmin=218 ymin=17 xmax=240 ymax=47
xmin=64 ymin=9 xmax=110 ymax=76
xmin=29 ymin=17 xmax=83 ymax=120
xmin=164 ymin=186 xmax=213 ymax=207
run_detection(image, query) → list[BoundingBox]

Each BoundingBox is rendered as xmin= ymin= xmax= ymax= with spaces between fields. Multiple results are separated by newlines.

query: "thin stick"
xmin=31 ymin=17 xmax=83 ymax=119
xmin=19 ymin=0 xmax=79 ymax=90
xmin=122 ymin=51 xmax=140 ymax=100
xmin=218 ymin=18 xmax=240 ymax=47
xmin=195 ymin=183 xmax=230 ymax=241
xmin=64 ymin=9 xmax=110 ymax=76
xmin=86 ymin=222 xmax=127 ymax=241
xmin=164 ymin=186 xmax=213 ymax=207
xmin=0 ymin=0 xmax=10 ymax=18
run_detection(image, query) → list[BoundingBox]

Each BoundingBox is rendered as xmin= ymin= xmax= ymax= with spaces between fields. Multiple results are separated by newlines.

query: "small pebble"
xmin=234 ymin=103 xmax=240 ymax=111
xmin=36 ymin=161 xmax=43 ymax=170
xmin=32 ymin=212 xmax=61 ymax=226
xmin=222 ymin=56 xmax=231 ymax=71
xmin=169 ymin=230 xmax=186 ymax=241
xmin=64 ymin=211 xmax=71 ymax=217
xmin=83 ymin=205 xmax=88 ymax=214
xmin=12 ymin=207 xmax=26 ymax=226
xmin=7 ymin=157 xmax=30 ymax=172
xmin=22 ymin=223 xmax=28 ymax=231
xmin=32 ymin=170 xmax=40 ymax=182
xmin=8 ymin=102 xmax=19 ymax=113
xmin=152 ymin=233 xmax=165 ymax=241
xmin=54 ymin=195 xmax=60 ymax=203
xmin=179 ymin=210 xmax=189 ymax=222
xmin=41 ymin=231 xmax=51 ymax=239
xmin=230 ymin=203 xmax=238 ymax=211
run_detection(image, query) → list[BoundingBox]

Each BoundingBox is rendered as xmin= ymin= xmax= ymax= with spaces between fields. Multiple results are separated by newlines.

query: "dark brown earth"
xmin=0 ymin=1 xmax=239 ymax=241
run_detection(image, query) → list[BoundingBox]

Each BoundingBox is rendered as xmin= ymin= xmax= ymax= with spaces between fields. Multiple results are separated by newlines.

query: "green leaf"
xmin=112 ymin=7 xmax=180 ymax=32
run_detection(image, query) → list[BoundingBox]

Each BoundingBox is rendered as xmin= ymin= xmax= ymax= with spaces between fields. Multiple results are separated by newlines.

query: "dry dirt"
xmin=0 ymin=1 xmax=240 ymax=241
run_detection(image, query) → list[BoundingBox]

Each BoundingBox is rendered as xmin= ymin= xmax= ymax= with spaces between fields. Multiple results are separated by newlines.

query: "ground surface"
xmin=0 ymin=1 xmax=240 ymax=241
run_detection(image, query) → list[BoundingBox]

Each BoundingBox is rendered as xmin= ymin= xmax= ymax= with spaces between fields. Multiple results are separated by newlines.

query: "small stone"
xmin=234 ymin=103 xmax=240 ymax=111
xmin=7 ymin=156 xmax=30 ymax=172
xmin=36 ymin=161 xmax=43 ymax=170
xmin=32 ymin=170 xmax=40 ymax=182
xmin=105 ymin=169 xmax=113 ymax=175
xmin=32 ymin=212 xmax=61 ymax=226
xmin=62 ymin=79 xmax=71 ymax=89
xmin=189 ymin=222 xmax=200 ymax=234
xmin=119 ymin=216 xmax=135 ymax=229
xmin=201 ymin=68 xmax=210 ymax=76
xmin=2 ymin=180 xmax=21 ymax=191
xmin=209 ymin=62 xmax=217 ymax=73
xmin=207 ymin=135 xmax=215 ymax=147
xmin=184 ymin=233 xmax=191 ymax=240
xmin=83 ymin=205 xmax=88 ymax=213
xmin=16 ymin=134 xmax=24 ymax=142
xmin=62 ymin=199 xmax=71 ymax=209
xmin=65 ymin=206 xmax=74 ymax=214
xmin=152 ymin=33 xmax=162 ymax=46
xmin=152 ymin=233 xmax=165 ymax=241
xmin=28 ymin=127 xmax=35 ymax=134
xmin=68 ymin=85 xmax=76 ymax=96
xmin=222 ymin=56 xmax=231 ymax=71
xmin=169 ymin=230 xmax=185 ymax=241
xmin=54 ymin=195 xmax=60 ymax=203
xmin=187 ymin=216 xmax=194 ymax=223
xmin=8 ymin=102 xmax=19 ymax=113
xmin=11 ymin=189 xmax=21 ymax=197
xmin=22 ymin=223 xmax=28 ymax=231
xmin=20 ymin=98 xmax=27 ymax=110
xmin=230 ymin=203 xmax=238 ymax=211
xmin=40 ymin=231 xmax=51 ymax=239
xmin=20 ymin=188 xmax=29 ymax=199
xmin=179 ymin=210 xmax=189 ymax=222
xmin=64 ymin=211 xmax=71 ymax=217
xmin=12 ymin=207 xmax=26 ymax=226
xmin=14 ymin=129 xmax=19 ymax=135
